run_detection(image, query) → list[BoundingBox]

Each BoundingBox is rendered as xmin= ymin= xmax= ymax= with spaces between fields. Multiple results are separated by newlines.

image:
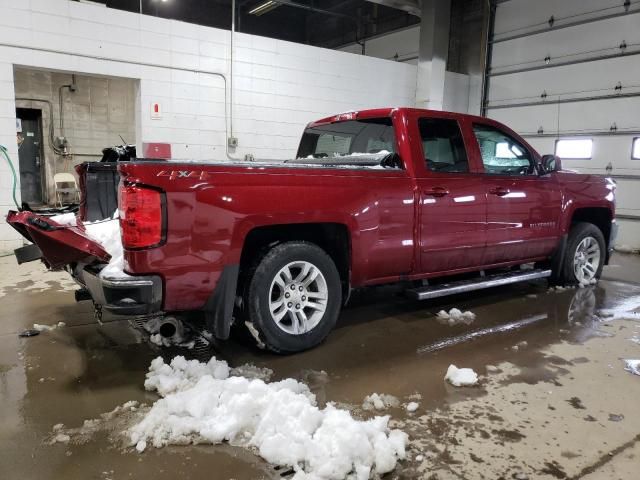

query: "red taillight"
xmin=118 ymin=184 xmax=163 ymax=248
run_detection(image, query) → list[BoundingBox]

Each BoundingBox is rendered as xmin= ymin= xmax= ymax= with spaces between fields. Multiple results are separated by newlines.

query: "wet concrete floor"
xmin=0 ymin=253 xmax=639 ymax=479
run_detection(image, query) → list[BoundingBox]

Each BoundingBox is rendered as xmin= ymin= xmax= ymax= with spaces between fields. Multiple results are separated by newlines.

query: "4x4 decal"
xmin=156 ymin=170 xmax=210 ymax=180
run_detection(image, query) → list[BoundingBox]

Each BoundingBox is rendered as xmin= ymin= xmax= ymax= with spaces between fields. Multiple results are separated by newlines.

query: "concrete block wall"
xmin=0 ymin=0 xmax=418 ymax=253
xmin=14 ymin=68 xmax=137 ymax=203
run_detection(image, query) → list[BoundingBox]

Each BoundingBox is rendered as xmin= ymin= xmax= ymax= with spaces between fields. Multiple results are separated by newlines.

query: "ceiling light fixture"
xmin=249 ymin=0 xmax=280 ymax=16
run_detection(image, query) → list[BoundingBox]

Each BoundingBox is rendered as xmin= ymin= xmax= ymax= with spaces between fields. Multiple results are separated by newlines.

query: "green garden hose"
xmin=0 ymin=144 xmax=20 ymax=209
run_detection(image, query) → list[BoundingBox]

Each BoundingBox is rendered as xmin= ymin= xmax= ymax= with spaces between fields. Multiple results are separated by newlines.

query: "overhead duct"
xmin=365 ymin=0 xmax=422 ymax=17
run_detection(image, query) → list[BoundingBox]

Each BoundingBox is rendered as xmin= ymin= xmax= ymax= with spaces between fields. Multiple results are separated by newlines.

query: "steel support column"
xmin=415 ymin=0 xmax=451 ymax=110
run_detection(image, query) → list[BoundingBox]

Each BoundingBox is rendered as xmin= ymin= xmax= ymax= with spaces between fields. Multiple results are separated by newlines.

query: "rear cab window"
xmin=297 ymin=118 xmax=396 ymax=159
xmin=472 ymin=124 xmax=536 ymax=175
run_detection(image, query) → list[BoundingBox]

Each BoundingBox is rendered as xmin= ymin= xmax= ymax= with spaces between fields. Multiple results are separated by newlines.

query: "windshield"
xmin=296 ymin=118 xmax=396 ymax=159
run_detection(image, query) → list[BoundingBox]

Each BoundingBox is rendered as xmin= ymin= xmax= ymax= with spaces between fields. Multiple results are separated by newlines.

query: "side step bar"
xmin=406 ymin=269 xmax=552 ymax=301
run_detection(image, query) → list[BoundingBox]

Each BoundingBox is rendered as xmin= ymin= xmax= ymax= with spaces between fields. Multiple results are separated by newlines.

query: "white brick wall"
xmin=0 ymin=0 xmax=417 ymax=252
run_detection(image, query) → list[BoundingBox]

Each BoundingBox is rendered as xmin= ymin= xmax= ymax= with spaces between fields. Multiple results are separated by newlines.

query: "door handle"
xmin=424 ymin=186 xmax=450 ymax=197
xmin=489 ymin=186 xmax=509 ymax=196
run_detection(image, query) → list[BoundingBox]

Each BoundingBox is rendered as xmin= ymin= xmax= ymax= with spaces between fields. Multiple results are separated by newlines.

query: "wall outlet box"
xmin=228 ymin=136 xmax=238 ymax=148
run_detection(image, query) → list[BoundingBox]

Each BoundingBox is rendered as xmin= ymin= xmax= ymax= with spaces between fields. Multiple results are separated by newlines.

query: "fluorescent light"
xmin=633 ymin=138 xmax=640 ymax=160
xmin=555 ymin=139 xmax=593 ymax=159
xmin=249 ymin=0 xmax=280 ymax=15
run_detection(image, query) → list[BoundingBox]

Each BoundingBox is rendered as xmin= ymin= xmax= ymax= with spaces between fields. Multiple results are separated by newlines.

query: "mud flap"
xmin=548 ymin=234 xmax=568 ymax=285
xmin=14 ymin=243 xmax=42 ymax=264
xmin=6 ymin=210 xmax=110 ymax=269
xmin=203 ymin=264 xmax=239 ymax=340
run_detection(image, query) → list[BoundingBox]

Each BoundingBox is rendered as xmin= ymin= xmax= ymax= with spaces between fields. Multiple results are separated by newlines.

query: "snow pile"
xmin=623 ymin=359 xmax=640 ymax=376
xmin=33 ymin=322 xmax=66 ymax=331
xmin=444 ymin=365 xmax=478 ymax=387
xmin=362 ymin=393 xmax=400 ymax=411
xmin=83 ymin=213 xmax=126 ymax=279
xmin=129 ymin=356 xmax=407 ymax=479
xmin=405 ymin=402 xmax=419 ymax=413
xmin=49 ymin=212 xmax=77 ymax=227
xmin=435 ymin=308 xmax=476 ymax=326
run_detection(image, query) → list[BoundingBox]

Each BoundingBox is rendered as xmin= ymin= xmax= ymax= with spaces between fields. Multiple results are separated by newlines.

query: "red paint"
xmin=143 ymin=142 xmax=171 ymax=159
xmin=8 ymin=108 xmax=616 ymax=315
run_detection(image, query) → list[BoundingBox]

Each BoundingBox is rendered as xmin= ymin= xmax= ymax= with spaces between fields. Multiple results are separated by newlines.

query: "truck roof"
xmin=307 ymin=107 xmax=489 ymax=127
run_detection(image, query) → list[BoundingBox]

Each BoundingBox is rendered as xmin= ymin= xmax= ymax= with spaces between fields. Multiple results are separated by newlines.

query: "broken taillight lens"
xmin=118 ymin=184 xmax=163 ymax=249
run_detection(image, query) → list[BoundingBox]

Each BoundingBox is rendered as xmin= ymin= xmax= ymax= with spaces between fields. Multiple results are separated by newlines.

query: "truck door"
xmin=413 ymin=114 xmax=488 ymax=273
xmin=469 ymin=123 xmax=563 ymax=264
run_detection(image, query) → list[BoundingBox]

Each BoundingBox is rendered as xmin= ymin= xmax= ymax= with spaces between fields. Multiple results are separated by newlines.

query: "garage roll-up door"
xmin=484 ymin=0 xmax=640 ymax=249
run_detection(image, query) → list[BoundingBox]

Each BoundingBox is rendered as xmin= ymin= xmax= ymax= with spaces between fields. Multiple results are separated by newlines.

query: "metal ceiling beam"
xmin=270 ymin=0 xmax=359 ymax=20
xmin=365 ymin=0 xmax=422 ymax=17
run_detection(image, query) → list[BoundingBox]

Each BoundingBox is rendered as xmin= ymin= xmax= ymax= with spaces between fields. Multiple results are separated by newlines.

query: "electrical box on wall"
xmin=143 ymin=143 xmax=171 ymax=159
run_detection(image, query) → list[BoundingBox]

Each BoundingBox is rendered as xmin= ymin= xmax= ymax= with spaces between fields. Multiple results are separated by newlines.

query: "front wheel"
xmin=556 ymin=222 xmax=605 ymax=285
xmin=245 ymin=241 xmax=342 ymax=353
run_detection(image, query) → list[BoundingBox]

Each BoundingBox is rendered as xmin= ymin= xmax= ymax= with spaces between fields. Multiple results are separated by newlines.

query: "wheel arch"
xmin=238 ymin=223 xmax=352 ymax=301
xmin=569 ymin=207 xmax=613 ymax=258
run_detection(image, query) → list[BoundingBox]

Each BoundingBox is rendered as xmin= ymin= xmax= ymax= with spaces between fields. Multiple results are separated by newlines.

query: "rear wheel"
xmin=556 ymin=222 xmax=605 ymax=285
xmin=245 ymin=241 xmax=341 ymax=353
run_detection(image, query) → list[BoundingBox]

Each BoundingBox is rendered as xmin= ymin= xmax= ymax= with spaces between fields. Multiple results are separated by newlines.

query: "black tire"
xmin=245 ymin=241 xmax=342 ymax=353
xmin=555 ymin=222 xmax=606 ymax=285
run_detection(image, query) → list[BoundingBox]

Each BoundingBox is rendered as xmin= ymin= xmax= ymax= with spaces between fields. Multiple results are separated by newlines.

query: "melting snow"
xmin=444 ymin=365 xmax=479 ymax=387
xmin=600 ymin=295 xmax=640 ymax=320
xmin=49 ymin=212 xmax=77 ymax=227
xmin=33 ymin=322 xmax=66 ymax=331
xmin=362 ymin=393 xmax=400 ymax=411
xmin=405 ymin=402 xmax=419 ymax=413
xmin=83 ymin=215 xmax=127 ymax=279
xmin=128 ymin=356 xmax=407 ymax=479
xmin=623 ymin=359 xmax=640 ymax=376
xmin=435 ymin=308 xmax=476 ymax=326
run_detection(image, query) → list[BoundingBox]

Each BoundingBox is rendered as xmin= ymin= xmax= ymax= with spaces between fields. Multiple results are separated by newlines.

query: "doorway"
xmin=16 ymin=108 xmax=45 ymax=205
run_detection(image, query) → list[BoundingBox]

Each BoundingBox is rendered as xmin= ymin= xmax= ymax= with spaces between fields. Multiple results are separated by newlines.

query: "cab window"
xmin=473 ymin=124 xmax=535 ymax=175
xmin=419 ymin=118 xmax=469 ymax=173
xmin=297 ymin=118 xmax=396 ymax=158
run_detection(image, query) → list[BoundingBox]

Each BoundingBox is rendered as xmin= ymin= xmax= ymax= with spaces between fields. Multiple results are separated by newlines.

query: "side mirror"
xmin=540 ymin=154 xmax=562 ymax=174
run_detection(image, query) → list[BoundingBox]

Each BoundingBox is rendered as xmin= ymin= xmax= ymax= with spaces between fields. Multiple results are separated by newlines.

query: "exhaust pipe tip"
xmin=158 ymin=316 xmax=184 ymax=342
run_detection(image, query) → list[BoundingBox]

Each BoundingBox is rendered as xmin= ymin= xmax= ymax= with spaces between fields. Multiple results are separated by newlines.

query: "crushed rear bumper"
xmin=78 ymin=266 xmax=163 ymax=315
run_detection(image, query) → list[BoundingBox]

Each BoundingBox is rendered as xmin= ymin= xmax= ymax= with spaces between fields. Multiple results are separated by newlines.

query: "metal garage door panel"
xmin=525 ymin=137 xmax=556 ymax=157
xmin=491 ymin=15 xmax=640 ymax=72
xmin=556 ymin=97 xmax=640 ymax=132
xmin=494 ymin=0 xmax=627 ymax=37
xmin=593 ymin=137 xmax=640 ymax=172
xmin=488 ymin=105 xmax=559 ymax=134
xmin=488 ymin=56 xmax=640 ymax=102
xmin=612 ymin=178 xmax=640 ymax=217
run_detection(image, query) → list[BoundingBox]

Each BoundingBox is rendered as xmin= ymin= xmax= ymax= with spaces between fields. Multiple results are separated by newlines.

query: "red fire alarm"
xmin=150 ymin=102 xmax=162 ymax=119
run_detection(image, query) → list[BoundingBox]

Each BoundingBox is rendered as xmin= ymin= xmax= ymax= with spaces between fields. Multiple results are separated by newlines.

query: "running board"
xmin=406 ymin=269 xmax=552 ymax=301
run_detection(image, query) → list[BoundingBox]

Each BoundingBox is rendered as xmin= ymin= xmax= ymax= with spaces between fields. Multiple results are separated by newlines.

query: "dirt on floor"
xmin=0 ymin=253 xmax=639 ymax=480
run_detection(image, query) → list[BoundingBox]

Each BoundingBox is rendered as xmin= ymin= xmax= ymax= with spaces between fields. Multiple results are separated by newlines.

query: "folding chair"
xmin=54 ymin=172 xmax=80 ymax=207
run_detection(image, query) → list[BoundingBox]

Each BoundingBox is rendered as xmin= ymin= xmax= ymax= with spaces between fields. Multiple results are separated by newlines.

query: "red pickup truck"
xmin=7 ymin=108 xmax=617 ymax=352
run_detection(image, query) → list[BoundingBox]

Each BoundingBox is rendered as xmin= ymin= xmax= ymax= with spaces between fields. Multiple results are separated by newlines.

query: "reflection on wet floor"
xmin=0 ymin=253 xmax=639 ymax=479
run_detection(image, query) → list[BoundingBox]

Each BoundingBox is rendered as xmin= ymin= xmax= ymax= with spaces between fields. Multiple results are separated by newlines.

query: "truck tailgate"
xmin=6 ymin=210 xmax=110 ymax=269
